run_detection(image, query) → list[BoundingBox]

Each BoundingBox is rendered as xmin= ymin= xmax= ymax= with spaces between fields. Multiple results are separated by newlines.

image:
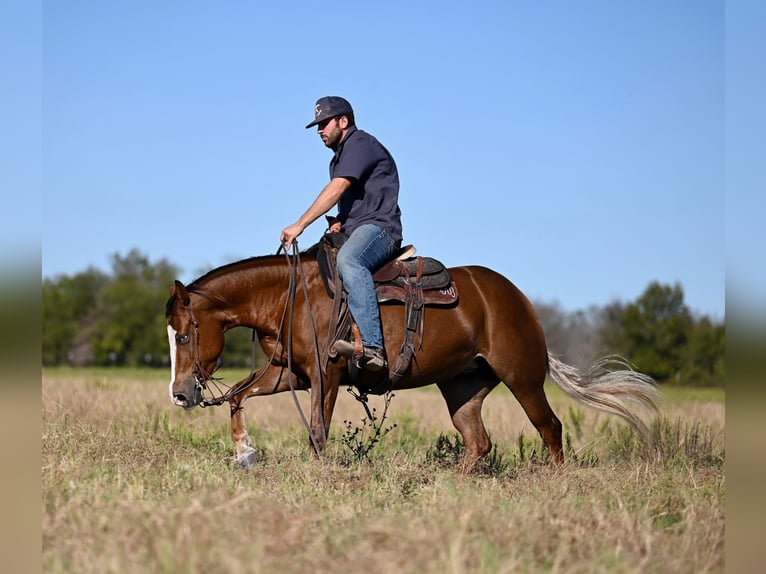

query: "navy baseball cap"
xmin=305 ymin=96 xmax=354 ymax=129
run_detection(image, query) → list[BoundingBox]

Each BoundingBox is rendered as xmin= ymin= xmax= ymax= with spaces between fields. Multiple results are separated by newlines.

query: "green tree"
xmin=598 ymin=282 xmax=724 ymax=385
xmin=221 ymin=327 xmax=266 ymax=369
xmin=42 ymin=248 xmax=263 ymax=368
xmin=90 ymin=250 xmax=179 ymax=366
xmin=621 ymin=282 xmax=691 ymax=381
xmin=597 ymin=300 xmax=627 ymax=355
xmin=42 ymin=268 xmax=108 ymax=365
xmin=682 ymin=317 xmax=725 ymax=387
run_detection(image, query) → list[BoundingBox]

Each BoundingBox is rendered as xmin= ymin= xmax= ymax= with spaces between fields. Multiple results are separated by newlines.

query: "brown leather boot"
xmin=333 ymin=340 xmax=386 ymax=371
xmin=359 ymin=346 xmax=386 ymax=371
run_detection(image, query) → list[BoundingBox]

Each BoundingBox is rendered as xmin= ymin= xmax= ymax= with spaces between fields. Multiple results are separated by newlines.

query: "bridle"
xmin=178 ymin=242 xmax=326 ymax=453
xmin=187 ymin=305 xmax=217 ymax=398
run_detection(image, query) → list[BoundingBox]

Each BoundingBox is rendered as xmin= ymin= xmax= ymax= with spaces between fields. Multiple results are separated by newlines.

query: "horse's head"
xmin=165 ymin=280 xmax=226 ymax=409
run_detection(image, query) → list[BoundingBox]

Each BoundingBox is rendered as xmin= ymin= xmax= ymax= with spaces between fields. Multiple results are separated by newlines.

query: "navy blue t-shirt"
xmin=330 ymin=126 xmax=402 ymax=244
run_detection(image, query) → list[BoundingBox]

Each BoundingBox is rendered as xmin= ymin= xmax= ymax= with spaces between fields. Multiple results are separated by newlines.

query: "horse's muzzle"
xmin=171 ymin=379 xmax=204 ymax=409
xmin=172 ymin=393 xmax=199 ymax=409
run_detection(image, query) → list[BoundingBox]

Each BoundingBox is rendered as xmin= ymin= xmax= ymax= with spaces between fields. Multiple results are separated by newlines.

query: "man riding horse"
xmin=280 ymin=96 xmax=402 ymax=372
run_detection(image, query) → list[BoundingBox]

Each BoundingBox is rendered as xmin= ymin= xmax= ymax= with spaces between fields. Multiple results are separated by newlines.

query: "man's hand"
xmin=280 ymin=177 xmax=351 ymax=250
xmin=280 ymin=223 xmax=304 ymax=250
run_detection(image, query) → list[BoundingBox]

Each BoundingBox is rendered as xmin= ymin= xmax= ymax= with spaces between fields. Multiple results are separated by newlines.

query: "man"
xmin=280 ymin=96 xmax=402 ymax=371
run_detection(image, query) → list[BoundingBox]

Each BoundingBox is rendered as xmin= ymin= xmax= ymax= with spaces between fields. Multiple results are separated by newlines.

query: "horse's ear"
xmin=173 ymin=280 xmax=191 ymax=306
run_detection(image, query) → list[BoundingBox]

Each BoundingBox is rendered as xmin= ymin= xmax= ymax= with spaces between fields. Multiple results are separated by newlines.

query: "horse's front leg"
xmin=229 ymin=398 xmax=260 ymax=468
xmin=228 ymin=364 xmax=291 ymax=468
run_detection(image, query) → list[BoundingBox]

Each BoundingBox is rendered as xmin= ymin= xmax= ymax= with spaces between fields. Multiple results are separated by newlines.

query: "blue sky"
xmin=35 ymin=1 xmax=728 ymax=319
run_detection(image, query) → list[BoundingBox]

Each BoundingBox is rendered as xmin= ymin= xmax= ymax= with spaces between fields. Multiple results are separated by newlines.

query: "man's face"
xmin=317 ymin=116 xmax=344 ymax=150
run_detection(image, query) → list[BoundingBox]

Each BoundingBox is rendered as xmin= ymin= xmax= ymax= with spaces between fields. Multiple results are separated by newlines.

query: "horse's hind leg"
xmin=505 ymin=383 xmax=564 ymax=464
xmin=437 ymin=374 xmax=499 ymax=474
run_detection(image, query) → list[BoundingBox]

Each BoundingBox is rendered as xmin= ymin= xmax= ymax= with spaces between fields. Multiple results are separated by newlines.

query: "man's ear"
xmin=338 ymin=115 xmax=349 ymax=129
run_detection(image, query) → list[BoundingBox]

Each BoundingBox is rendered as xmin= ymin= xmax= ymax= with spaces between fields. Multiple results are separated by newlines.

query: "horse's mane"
xmin=187 ymin=254 xmax=283 ymax=288
xmin=189 ymin=247 xmax=320 ymax=287
xmin=165 ymin=256 xmax=280 ymax=316
xmin=166 ymin=246 xmax=322 ymax=316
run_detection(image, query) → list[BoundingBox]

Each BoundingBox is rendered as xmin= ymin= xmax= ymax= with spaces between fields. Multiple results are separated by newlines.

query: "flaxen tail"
xmin=547 ymin=353 xmax=662 ymax=440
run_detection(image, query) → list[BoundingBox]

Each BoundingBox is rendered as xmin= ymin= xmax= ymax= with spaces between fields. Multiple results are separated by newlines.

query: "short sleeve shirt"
xmin=330 ymin=127 xmax=402 ymax=244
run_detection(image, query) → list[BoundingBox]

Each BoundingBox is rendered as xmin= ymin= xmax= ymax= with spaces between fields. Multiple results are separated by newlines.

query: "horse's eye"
xmin=176 ymin=334 xmax=190 ymax=345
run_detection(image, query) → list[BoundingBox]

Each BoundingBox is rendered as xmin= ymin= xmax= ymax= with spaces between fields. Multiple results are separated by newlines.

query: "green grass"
xmin=651 ymin=384 xmax=724 ymax=402
xmin=43 ymin=369 xmax=725 ymax=574
xmin=543 ymin=378 xmax=724 ymax=404
xmin=43 ymin=365 xmax=167 ymax=382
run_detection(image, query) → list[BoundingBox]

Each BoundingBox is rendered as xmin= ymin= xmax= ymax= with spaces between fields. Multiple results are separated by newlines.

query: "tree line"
xmin=42 ymin=249 xmax=724 ymax=386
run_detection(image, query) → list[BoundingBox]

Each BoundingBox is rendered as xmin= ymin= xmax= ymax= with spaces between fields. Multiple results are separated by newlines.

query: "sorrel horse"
xmin=165 ymin=249 xmax=660 ymax=472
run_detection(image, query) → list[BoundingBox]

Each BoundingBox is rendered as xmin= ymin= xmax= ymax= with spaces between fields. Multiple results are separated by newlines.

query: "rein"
xmin=193 ymin=242 xmax=326 ymax=454
xmin=282 ymin=242 xmax=326 ymax=454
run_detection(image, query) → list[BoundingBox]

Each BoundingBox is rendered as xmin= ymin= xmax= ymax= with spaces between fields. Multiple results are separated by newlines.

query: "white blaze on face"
xmin=167 ymin=325 xmax=178 ymax=402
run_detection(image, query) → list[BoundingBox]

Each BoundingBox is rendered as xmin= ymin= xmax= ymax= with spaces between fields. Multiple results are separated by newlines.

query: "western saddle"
xmin=316 ymin=232 xmax=459 ymax=392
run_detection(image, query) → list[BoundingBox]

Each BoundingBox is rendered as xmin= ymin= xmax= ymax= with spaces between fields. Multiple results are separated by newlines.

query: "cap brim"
xmin=305 ymin=113 xmax=342 ymax=129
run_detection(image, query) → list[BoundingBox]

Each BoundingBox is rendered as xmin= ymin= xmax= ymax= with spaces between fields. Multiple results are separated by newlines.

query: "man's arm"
xmin=280 ymin=177 xmax=352 ymax=249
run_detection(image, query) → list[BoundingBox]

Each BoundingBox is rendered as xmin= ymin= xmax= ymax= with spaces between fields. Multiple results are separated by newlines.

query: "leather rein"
xmin=190 ymin=242 xmax=326 ymax=454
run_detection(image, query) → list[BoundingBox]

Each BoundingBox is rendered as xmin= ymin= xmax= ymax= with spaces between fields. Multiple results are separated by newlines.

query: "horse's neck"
xmin=201 ymin=257 xmax=318 ymax=334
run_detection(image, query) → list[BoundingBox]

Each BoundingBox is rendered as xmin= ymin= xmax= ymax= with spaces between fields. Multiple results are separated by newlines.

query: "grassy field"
xmin=42 ymin=368 xmax=724 ymax=573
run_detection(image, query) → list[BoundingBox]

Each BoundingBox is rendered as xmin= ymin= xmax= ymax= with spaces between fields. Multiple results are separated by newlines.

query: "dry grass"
xmin=42 ymin=369 xmax=724 ymax=573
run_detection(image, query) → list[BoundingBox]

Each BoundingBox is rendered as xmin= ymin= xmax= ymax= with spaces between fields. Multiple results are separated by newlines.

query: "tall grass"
xmin=43 ymin=370 xmax=724 ymax=573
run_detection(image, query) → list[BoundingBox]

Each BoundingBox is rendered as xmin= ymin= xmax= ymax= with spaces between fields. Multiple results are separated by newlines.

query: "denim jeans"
xmin=336 ymin=223 xmax=400 ymax=349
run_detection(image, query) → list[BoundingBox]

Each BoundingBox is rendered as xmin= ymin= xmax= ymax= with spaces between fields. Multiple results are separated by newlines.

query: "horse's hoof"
xmin=236 ymin=447 xmax=260 ymax=468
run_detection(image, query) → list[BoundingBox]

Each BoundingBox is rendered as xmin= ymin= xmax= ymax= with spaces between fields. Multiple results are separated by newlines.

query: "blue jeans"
xmin=336 ymin=224 xmax=399 ymax=349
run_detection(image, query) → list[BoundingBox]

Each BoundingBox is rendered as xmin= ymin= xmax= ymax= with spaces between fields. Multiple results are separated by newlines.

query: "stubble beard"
xmin=323 ymin=125 xmax=343 ymax=151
